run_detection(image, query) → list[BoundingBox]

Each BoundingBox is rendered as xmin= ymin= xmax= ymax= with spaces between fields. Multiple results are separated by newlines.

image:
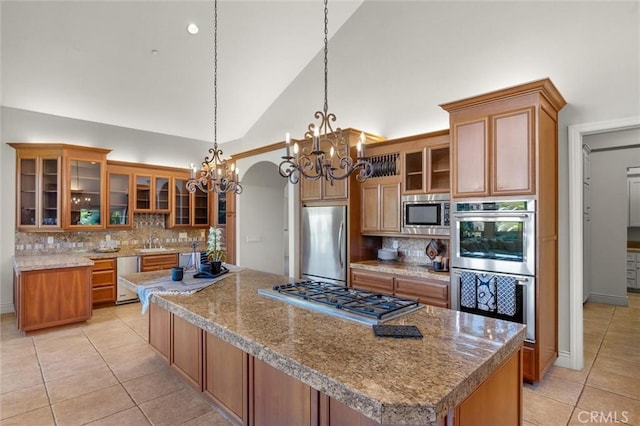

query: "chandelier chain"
xmin=323 ymin=0 xmax=329 ymax=118
xmin=213 ymin=0 xmax=218 ymax=147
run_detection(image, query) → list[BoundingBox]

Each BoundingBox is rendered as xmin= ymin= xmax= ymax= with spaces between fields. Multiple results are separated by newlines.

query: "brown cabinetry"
xmin=168 ymin=174 xmax=211 ymax=228
xmin=14 ymin=266 xmax=92 ymax=332
xmin=351 ymin=268 xmax=449 ymax=309
xmin=148 ymin=302 xmax=171 ymax=363
xmin=441 ymin=78 xmax=566 ymax=382
xmin=106 ymin=164 xmax=133 ymax=228
xmin=361 ymin=178 xmax=401 ymax=234
xmin=10 ymin=143 xmax=110 ymax=231
xmin=140 ymin=253 xmax=178 ymax=272
xmin=399 ymin=131 xmax=450 ymax=195
xmin=172 ymin=315 xmax=203 ymax=391
xmin=90 ymin=258 xmax=116 ymax=305
xmin=134 ymin=174 xmax=171 ymax=213
xmin=204 ymin=332 xmax=247 ymax=424
xmin=251 ymin=358 xmax=312 ymax=426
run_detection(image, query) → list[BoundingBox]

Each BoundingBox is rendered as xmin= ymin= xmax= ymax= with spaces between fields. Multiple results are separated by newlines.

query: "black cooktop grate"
xmin=272 ymin=281 xmax=420 ymax=321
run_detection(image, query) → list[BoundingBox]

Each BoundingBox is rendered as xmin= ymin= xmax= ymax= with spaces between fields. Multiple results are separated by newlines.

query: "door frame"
xmin=566 ymin=116 xmax=640 ymax=370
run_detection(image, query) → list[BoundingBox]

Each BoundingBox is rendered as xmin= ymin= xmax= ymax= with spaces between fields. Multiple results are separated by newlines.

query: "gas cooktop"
xmin=258 ymin=281 xmax=423 ymax=325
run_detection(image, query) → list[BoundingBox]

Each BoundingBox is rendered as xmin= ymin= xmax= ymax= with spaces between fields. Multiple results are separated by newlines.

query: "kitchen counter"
xmin=12 ymin=245 xmax=205 ymax=272
xmin=120 ymin=268 xmax=525 ymax=425
xmin=351 ymin=260 xmax=450 ymax=282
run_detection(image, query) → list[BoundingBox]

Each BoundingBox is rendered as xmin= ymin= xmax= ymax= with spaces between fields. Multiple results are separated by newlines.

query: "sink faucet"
xmin=147 ymin=235 xmax=155 ymax=249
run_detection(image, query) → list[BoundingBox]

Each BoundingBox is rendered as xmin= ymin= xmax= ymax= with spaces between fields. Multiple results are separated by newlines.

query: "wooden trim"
xmin=107 ymin=159 xmax=190 ymax=175
xmin=440 ymin=78 xmax=567 ymax=113
xmin=231 ymin=141 xmax=286 ymax=160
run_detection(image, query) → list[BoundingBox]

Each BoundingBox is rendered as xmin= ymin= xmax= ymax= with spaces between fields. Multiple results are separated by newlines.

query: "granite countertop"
xmin=13 ymin=245 xmax=204 ymax=273
xmin=351 ymin=260 xmax=450 ymax=282
xmin=120 ymin=268 xmax=524 ymax=425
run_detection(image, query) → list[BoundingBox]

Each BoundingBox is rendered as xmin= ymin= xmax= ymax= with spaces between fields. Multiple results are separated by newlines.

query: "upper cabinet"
xmin=10 ymin=143 xmax=111 ymax=231
xmin=167 ymin=172 xmax=212 ymax=229
xmin=441 ymin=79 xmax=566 ymax=199
xmin=134 ymin=174 xmax=171 ymax=213
xmin=299 ymin=129 xmax=386 ymax=202
xmin=400 ymin=131 xmax=450 ymax=195
xmin=106 ymin=164 xmax=133 ymax=228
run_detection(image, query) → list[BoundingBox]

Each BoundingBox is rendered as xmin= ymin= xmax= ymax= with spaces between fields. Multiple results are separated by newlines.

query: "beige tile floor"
xmin=1 ymin=294 xmax=638 ymax=425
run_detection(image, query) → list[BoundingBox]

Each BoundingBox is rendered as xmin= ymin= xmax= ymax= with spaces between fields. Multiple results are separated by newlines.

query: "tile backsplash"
xmin=15 ymin=214 xmax=207 ymax=255
xmin=381 ymin=237 xmax=449 ymax=264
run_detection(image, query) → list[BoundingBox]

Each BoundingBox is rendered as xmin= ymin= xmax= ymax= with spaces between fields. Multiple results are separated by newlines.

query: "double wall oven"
xmin=450 ymin=198 xmax=536 ymax=342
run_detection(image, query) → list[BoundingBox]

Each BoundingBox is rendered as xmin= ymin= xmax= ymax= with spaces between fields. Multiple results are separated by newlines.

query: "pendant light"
xmin=187 ymin=0 xmax=242 ymax=195
xmin=278 ymin=0 xmax=372 ymax=185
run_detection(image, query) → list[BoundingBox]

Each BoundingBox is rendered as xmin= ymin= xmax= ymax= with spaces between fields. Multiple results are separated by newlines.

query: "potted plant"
xmin=205 ymin=226 xmax=226 ymax=274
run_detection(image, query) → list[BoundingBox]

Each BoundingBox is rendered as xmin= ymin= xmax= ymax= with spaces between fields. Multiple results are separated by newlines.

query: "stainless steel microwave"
xmin=401 ymin=194 xmax=450 ymax=236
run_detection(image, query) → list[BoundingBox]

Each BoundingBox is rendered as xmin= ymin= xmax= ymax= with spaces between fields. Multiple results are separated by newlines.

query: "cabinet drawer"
xmin=628 ymin=278 xmax=637 ymax=289
xmin=92 ymin=258 xmax=116 ymax=272
xmin=394 ymin=276 xmax=449 ymax=304
xmin=350 ymin=270 xmax=394 ymax=294
xmin=627 ymin=269 xmax=637 ymax=280
xmin=92 ymin=286 xmax=116 ymax=304
xmin=627 ymin=252 xmax=637 ymax=262
xmin=92 ymin=269 xmax=115 ymax=287
xmin=140 ymin=253 xmax=178 ymax=272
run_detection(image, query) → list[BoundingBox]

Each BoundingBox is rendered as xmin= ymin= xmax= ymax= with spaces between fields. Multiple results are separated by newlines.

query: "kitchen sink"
xmin=137 ymin=247 xmax=171 ymax=253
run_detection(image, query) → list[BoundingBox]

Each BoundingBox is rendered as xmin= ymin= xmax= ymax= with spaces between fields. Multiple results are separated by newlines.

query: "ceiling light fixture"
xmin=187 ymin=0 xmax=242 ymax=195
xmin=187 ymin=23 xmax=199 ymax=35
xmin=278 ymin=0 xmax=372 ymax=185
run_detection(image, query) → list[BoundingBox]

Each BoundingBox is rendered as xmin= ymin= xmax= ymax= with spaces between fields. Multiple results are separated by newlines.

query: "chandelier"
xmin=187 ymin=0 xmax=242 ymax=195
xmin=278 ymin=0 xmax=372 ymax=185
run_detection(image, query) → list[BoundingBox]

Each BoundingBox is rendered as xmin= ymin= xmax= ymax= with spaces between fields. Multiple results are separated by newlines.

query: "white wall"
xmin=585 ymin=129 xmax=640 ymax=305
xmin=235 ymin=159 xmax=286 ymax=275
xmin=0 ymin=107 xmax=214 ymax=313
xmin=224 ymin=1 xmax=640 ymax=357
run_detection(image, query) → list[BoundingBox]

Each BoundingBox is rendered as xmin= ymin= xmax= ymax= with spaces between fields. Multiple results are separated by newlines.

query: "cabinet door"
xmin=492 ymin=108 xmax=534 ymax=195
xmin=204 ymin=332 xmax=246 ymax=423
xmin=172 ymin=315 xmax=203 ymax=391
xmin=427 ymin=144 xmax=451 ymax=193
xmin=68 ymin=159 xmax=104 ymax=228
xmin=361 ymin=184 xmax=379 ymax=232
xmin=107 ymin=170 xmax=131 ymax=227
xmin=350 ymin=270 xmax=394 ymax=294
xmin=252 ymin=358 xmax=312 ymax=426
xmin=173 ymin=178 xmax=191 ymax=227
xmin=149 ymin=303 xmax=171 ymax=363
xmin=380 ymin=182 xmax=401 ymax=232
xmin=319 ymin=394 xmax=379 ymax=426
xmin=41 ymin=158 xmax=61 ymax=228
xmin=154 ymin=176 xmax=171 ymax=212
xmin=403 ymin=150 xmax=425 ymax=193
xmin=322 ymin=144 xmax=349 ymax=200
xmin=193 ymin=189 xmax=210 ymax=227
xmin=135 ymin=175 xmax=152 ymax=211
xmin=628 ymin=176 xmax=640 ymax=226
xmin=452 ymin=119 xmax=488 ymax=197
xmin=301 ymin=177 xmax=322 ymax=201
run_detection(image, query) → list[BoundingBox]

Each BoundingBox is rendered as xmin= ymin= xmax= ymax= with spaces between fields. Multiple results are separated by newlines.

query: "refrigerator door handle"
xmin=338 ymin=221 xmax=345 ymax=270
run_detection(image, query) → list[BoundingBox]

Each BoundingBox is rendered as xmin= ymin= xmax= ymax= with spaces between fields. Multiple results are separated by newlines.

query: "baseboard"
xmin=0 ymin=302 xmax=15 ymax=315
xmin=553 ymin=350 xmax=574 ymax=369
xmin=587 ymin=292 xmax=629 ymax=307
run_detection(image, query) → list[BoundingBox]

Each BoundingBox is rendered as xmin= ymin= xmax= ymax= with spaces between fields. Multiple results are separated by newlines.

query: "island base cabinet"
xmin=16 ymin=266 xmax=92 ymax=332
xmin=454 ymin=348 xmax=522 ymax=426
xmin=148 ymin=302 xmax=171 ymax=363
xmin=171 ymin=315 xmax=203 ymax=391
xmin=319 ymin=395 xmax=380 ymax=426
xmin=204 ymin=332 xmax=248 ymax=425
xmin=251 ymin=358 xmax=313 ymax=426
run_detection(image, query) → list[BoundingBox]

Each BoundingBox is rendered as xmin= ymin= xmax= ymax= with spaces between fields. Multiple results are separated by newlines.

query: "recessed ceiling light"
xmin=151 ymin=49 xmax=159 ymax=56
xmin=187 ymin=23 xmax=199 ymax=35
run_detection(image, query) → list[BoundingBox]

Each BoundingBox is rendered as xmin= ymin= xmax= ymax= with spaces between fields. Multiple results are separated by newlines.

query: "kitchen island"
xmin=121 ymin=268 xmax=525 ymax=426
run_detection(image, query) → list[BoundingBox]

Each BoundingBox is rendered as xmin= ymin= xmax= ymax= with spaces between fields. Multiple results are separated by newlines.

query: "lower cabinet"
xmin=14 ymin=266 xmax=92 ymax=332
xmin=148 ymin=302 xmax=171 ymax=363
xmin=351 ymin=269 xmax=449 ymax=309
xmin=171 ymin=315 xmax=203 ymax=391
xmin=140 ymin=253 xmax=179 ymax=272
xmin=90 ymin=258 xmax=116 ymax=305
xmin=204 ymin=333 xmax=247 ymax=424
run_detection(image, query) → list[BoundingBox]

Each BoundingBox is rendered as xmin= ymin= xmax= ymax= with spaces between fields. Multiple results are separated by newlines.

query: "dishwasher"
xmin=117 ymin=256 xmax=139 ymax=304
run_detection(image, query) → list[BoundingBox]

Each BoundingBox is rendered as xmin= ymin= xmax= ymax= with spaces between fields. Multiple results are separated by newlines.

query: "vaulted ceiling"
xmin=1 ymin=0 xmax=365 ymax=144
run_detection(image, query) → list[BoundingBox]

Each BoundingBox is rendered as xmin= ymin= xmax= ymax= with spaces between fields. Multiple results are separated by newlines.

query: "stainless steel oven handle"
xmin=452 ymin=212 xmax=532 ymax=219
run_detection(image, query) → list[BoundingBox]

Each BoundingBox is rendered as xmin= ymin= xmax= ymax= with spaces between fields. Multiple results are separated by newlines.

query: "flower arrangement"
xmin=206 ymin=226 xmax=226 ymax=262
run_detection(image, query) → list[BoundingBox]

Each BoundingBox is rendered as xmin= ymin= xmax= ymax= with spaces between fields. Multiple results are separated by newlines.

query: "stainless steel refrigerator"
xmin=301 ymin=205 xmax=347 ymax=285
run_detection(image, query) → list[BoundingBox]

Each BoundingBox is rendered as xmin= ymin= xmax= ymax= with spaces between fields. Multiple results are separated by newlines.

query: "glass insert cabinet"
xmin=10 ymin=143 xmax=110 ymax=231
